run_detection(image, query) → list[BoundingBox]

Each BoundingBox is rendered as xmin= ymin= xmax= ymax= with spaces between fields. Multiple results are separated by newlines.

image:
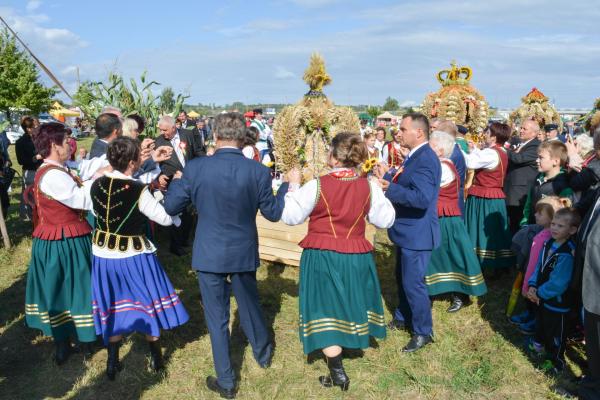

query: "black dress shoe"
xmin=387 ymin=319 xmax=407 ymax=331
xmin=206 ymin=376 xmax=236 ymax=399
xmin=402 ymin=334 xmax=433 ymax=353
xmin=447 ymin=294 xmax=471 ymax=313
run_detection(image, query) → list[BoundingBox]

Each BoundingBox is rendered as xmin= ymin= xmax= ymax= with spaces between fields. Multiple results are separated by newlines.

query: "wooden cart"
xmin=257 ymin=214 xmax=377 ymax=267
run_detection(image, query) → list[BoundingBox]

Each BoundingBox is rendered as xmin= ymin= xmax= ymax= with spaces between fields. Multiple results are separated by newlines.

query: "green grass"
xmin=0 ymin=137 xmax=580 ymax=399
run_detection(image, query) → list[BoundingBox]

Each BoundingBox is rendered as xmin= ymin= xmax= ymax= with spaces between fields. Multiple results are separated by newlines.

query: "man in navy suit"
xmin=164 ymin=112 xmax=289 ymax=399
xmin=378 ymin=113 xmax=441 ymax=353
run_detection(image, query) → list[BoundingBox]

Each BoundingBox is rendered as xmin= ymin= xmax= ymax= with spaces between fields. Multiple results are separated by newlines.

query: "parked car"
xmin=6 ymin=126 xmax=24 ymax=144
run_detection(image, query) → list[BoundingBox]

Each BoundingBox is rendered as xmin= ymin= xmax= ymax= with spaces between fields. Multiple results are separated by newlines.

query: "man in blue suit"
xmin=164 ymin=112 xmax=289 ymax=399
xmin=378 ymin=113 xmax=441 ymax=353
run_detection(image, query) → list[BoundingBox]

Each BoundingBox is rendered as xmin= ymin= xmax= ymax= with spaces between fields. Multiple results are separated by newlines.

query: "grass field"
xmin=0 ymin=137 xmax=581 ymax=399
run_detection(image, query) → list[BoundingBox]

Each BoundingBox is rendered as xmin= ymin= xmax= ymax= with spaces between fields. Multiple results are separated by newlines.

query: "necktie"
xmin=171 ymin=136 xmax=185 ymax=167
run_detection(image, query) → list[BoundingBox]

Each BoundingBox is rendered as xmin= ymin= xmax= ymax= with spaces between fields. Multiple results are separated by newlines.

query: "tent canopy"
xmin=377 ymin=111 xmax=396 ymax=119
xmin=50 ymin=108 xmax=80 ymax=117
xmin=188 ymin=110 xmax=200 ymax=118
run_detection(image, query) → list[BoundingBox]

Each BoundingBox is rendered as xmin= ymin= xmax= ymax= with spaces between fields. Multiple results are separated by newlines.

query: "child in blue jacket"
xmin=526 ymin=207 xmax=581 ymax=373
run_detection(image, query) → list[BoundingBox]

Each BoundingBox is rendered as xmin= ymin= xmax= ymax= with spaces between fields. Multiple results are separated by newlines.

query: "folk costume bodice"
xmin=91 ymin=176 xmax=153 ymax=254
xmin=299 ymin=171 xmax=374 ymax=253
xmin=438 ymin=160 xmax=461 ymax=217
xmin=468 ymin=145 xmax=507 ymax=199
xmin=33 ymin=163 xmax=92 ymax=240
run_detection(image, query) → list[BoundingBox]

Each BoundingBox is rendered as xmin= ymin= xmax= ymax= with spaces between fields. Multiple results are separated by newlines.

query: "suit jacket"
xmin=164 ymin=147 xmax=289 ymax=272
xmin=89 ymin=137 xmax=109 ymax=159
xmin=154 ymin=130 xmax=204 ymax=177
xmin=504 ymin=138 xmax=541 ymax=207
xmin=385 ymin=143 xmax=441 ymax=250
xmin=571 ymin=187 xmax=600 ymax=311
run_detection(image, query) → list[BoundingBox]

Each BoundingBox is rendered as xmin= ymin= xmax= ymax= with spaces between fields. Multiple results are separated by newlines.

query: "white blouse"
xmin=92 ymin=170 xmax=180 ymax=259
xmin=440 ymin=160 xmax=455 ymax=187
xmin=281 ymin=171 xmax=396 ymax=228
xmin=69 ymin=155 xmax=161 ymax=184
xmin=463 ymin=147 xmax=499 ymax=170
xmin=39 ymin=160 xmax=94 ymax=211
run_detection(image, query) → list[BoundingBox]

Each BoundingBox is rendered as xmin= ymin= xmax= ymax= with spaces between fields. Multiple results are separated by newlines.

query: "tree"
xmin=159 ymin=87 xmax=175 ymax=113
xmin=0 ymin=29 xmax=56 ymax=118
xmin=382 ymin=96 xmax=399 ymax=111
xmin=365 ymin=105 xmax=382 ymax=120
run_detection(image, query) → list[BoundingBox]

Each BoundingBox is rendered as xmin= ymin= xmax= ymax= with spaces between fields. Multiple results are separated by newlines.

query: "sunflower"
xmin=361 ymin=158 xmax=379 ymax=173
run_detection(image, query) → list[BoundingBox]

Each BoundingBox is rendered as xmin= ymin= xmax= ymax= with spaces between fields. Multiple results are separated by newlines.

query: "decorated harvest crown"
xmin=437 ymin=61 xmax=473 ymax=86
xmin=273 ymin=53 xmax=359 ymax=181
xmin=421 ymin=61 xmax=489 ymax=137
xmin=508 ymin=87 xmax=562 ymax=132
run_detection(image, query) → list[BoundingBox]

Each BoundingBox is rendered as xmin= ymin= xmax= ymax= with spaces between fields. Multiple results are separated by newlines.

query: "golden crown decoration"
xmin=421 ymin=61 xmax=489 ymax=138
xmin=437 ymin=61 xmax=473 ymax=86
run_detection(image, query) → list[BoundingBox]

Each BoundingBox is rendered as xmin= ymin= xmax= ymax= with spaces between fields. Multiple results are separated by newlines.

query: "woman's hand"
xmin=152 ymin=146 xmax=173 ymax=163
xmin=285 ymin=167 xmax=302 ymax=185
xmin=373 ymin=162 xmax=389 ymax=179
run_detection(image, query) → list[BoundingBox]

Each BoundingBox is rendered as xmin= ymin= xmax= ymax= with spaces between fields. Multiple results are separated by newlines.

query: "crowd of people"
xmin=6 ymin=104 xmax=600 ymax=399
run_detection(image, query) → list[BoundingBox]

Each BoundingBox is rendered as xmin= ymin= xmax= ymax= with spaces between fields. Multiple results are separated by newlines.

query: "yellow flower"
xmin=361 ymin=158 xmax=378 ymax=173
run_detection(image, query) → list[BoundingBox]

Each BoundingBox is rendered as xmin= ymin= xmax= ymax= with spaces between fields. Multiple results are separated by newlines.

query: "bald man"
xmin=504 ymin=119 xmax=542 ymax=233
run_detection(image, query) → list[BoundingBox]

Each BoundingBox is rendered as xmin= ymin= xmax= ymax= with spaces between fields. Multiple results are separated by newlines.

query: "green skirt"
xmin=465 ymin=196 xmax=515 ymax=269
xmin=299 ymin=249 xmax=386 ymax=355
xmin=25 ymin=235 xmax=96 ymax=342
xmin=426 ymin=216 xmax=487 ymax=296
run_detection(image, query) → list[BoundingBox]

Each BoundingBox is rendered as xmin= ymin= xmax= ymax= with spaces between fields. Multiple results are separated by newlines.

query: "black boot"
xmin=54 ymin=339 xmax=72 ymax=365
xmin=447 ymin=293 xmax=471 ymax=313
xmin=148 ymin=340 xmax=165 ymax=372
xmin=106 ymin=341 xmax=123 ymax=381
xmin=319 ymin=354 xmax=350 ymax=391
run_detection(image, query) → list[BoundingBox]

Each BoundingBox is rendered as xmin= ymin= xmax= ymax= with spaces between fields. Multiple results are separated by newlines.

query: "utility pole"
xmin=0 ymin=15 xmax=72 ymax=99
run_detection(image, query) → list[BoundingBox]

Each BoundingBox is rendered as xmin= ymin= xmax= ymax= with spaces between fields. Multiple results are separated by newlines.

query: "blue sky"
xmin=1 ymin=0 xmax=599 ymax=108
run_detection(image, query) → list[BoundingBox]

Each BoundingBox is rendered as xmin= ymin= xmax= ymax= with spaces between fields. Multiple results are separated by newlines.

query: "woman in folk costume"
xmin=425 ymin=131 xmax=487 ymax=313
xmin=90 ymin=137 xmax=189 ymax=380
xmin=363 ymin=131 xmax=379 ymax=160
xmin=242 ymin=126 xmax=261 ymax=162
xmin=381 ymin=127 xmax=407 ymax=169
xmin=464 ymin=122 xmax=515 ymax=269
xmin=281 ymin=132 xmax=395 ymax=391
xmin=25 ymin=123 xmax=97 ymax=364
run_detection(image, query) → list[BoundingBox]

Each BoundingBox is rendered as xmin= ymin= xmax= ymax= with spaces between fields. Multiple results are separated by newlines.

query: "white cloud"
xmin=26 ymin=0 xmax=42 ymax=12
xmin=275 ymin=66 xmax=295 ymax=80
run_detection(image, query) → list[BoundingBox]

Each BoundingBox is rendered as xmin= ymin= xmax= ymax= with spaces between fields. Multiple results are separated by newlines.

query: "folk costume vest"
xmin=33 ymin=164 xmax=92 ymax=240
xmin=468 ymin=145 xmax=508 ymax=199
xmin=438 ymin=160 xmax=461 ymax=217
xmin=90 ymin=177 xmax=152 ymax=252
xmin=299 ymin=171 xmax=373 ymax=253
xmin=386 ymin=142 xmax=403 ymax=168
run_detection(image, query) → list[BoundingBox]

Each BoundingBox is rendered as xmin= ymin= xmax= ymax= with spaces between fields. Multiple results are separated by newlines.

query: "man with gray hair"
xmin=155 ymin=114 xmax=203 ymax=255
xmin=164 ymin=112 xmax=292 ymax=398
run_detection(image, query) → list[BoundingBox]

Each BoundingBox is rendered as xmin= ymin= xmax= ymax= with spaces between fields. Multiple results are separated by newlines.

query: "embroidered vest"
xmin=438 ymin=160 xmax=461 ymax=217
xmin=90 ymin=177 xmax=152 ymax=252
xmin=32 ymin=164 xmax=92 ymax=240
xmin=468 ymin=146 xmax=508 ymax=199
xmin=299 ymin=173 xmax=373 ymax=253
xmin=386 ymin=142 xmax=403 ymax=168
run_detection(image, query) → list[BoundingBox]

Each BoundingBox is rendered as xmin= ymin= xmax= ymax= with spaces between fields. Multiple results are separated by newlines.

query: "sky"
xmin=1 ymin=0 xmax=599 ymax=109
